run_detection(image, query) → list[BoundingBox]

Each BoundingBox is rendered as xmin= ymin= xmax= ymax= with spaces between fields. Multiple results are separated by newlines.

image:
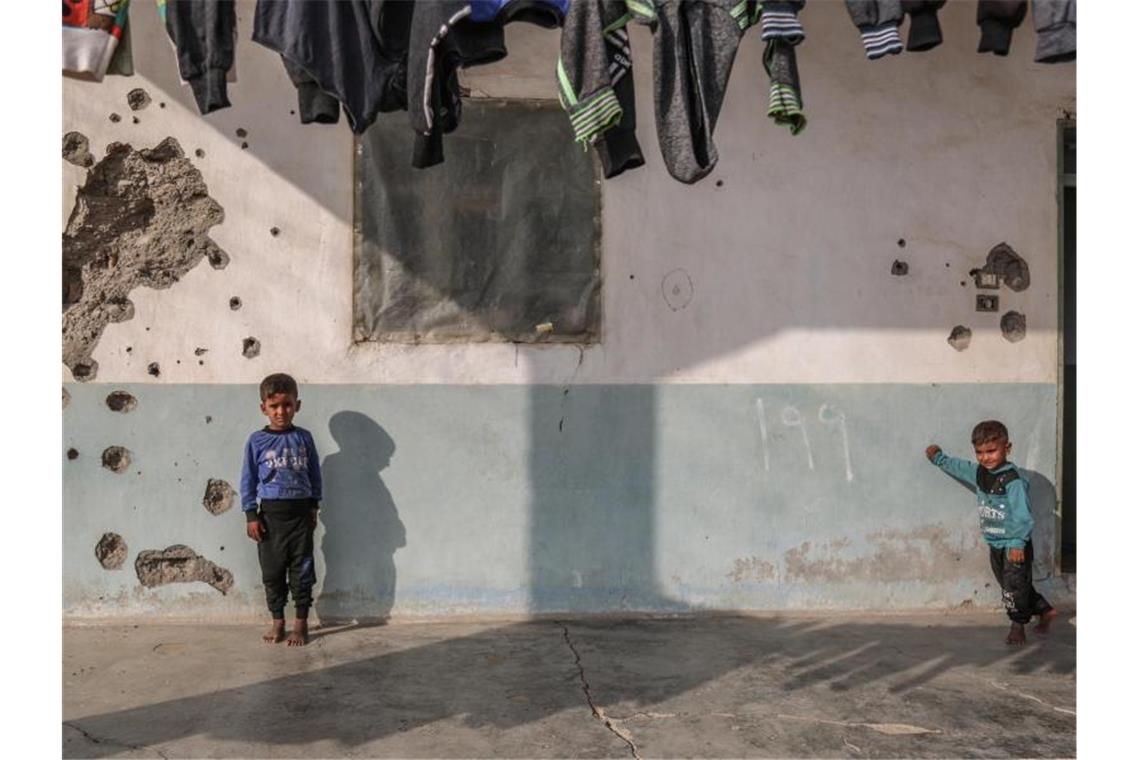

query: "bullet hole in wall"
xmin=101 ymin=446 xmax=132 ymax=473
xmin=270 ymin=227 xmax=280 ymax=237
xmin=127 ymin=88 xmax=151 ymax=111
xmin=195 ymin=148 xmax=205 ymax=158
xmin=95 ymin=532 xmax=128 ymax=570
xmin=202 ymin=479 xmax=236 ymax=515
xmin=229 ymin=296 xmax=242 ymax=310
xmin=236 ymin=128 xmax=248 ymax=138
xmin=897 ymin=238 xmax=906 ymax=248
xmin=105 ymin=391 xmax=137 ymax=413
xmin=891 ymin=260 xmax=909 ymax=276
xmin=63 ymin=132 xmax=94 ymax=167
xmin=109 ymin=113 xmax=121 ymax=123
xmin=970 ymin=242 xmax=1031 ymax=292
xmin=242 ymin=337 xmax=261 ymax=359
xmin=147 ymin=362 xmax=160 ymax=377
xmin=1000 ymin=310 xmax=1027 ymax=342
xmin=67 ymin=448 xmax=79 ymax=460
xmin=947 ymin=325 xmax=972 ymax=352
xmin=194 ymin=347 xmax=208 ymax=356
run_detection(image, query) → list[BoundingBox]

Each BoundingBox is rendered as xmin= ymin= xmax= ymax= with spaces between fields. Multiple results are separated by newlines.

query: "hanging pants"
xmin=989 ymin=540 xmax=1053 ymax=625
xmin=258 ymin=499 xmax=317 ymax=619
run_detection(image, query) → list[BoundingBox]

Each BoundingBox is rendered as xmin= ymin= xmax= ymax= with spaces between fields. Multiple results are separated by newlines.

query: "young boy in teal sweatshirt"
xmin=926 ymin=420 xmax=1057 ymax=645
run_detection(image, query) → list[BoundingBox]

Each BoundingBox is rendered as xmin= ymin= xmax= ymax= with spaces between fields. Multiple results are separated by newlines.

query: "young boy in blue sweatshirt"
xmin=241 ymin=373 xmax=322 ymax=646
xmin=926 ymin=420 xmax=1057 ymax=645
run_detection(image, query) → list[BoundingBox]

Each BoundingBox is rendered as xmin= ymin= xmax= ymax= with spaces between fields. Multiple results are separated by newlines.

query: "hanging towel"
xmin=63 ymin=0 xmax=131 ymax=82
xmin=158 ymin=0 xmax=236 ymax=114
xmin=1033 ymin=0 xmax=1075 ymax=63
xmin=845 ymin=1 xmax=903 ymax=60
xmin=976 ymin=0 xmax=1026 ymax=57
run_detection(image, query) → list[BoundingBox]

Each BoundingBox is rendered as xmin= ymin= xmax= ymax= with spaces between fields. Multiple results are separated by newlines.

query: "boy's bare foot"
xmin=1034 ymin=608 xmax=1059 ymax=634
xmin=1006 ymin=624 xmax=1026 ymax=646
xmin=287 ymin=618 xmax=309 ymax=647
xmin=263 ymin=620 xmax=285 ymax=644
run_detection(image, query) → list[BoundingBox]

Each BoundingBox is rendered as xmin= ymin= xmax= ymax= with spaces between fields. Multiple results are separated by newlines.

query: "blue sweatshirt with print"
xmin=930 ymin=451 xmax=1032 ymax=549
xmin=240 ymin=426 xmax=322 ymax=519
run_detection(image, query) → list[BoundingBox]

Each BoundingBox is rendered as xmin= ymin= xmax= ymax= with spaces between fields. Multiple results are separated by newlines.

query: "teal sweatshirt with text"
xmin=930 ymin=452 xmax=1033 ymax=549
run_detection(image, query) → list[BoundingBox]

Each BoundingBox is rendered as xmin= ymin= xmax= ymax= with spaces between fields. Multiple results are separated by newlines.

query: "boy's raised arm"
xmin=1003 ymin=478 xmax=1034 ymax=550
xmin=925 ymin=444 xmax=979 ymax=485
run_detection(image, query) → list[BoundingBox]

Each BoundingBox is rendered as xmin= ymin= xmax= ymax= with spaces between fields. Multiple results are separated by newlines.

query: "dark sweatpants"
xmin=257 ymin=499 xmax=317 ymax=620
xmin=989 ymin=540 xmax=1053 ymax=625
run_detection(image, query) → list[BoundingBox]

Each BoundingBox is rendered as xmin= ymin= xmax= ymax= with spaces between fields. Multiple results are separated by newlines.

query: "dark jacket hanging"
xmin=161 ymin=0 xmax=237 ymax=115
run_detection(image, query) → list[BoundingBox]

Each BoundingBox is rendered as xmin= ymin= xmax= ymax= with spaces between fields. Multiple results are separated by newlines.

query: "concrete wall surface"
xmin=62 ymin=1 xmax=1075 ymax=619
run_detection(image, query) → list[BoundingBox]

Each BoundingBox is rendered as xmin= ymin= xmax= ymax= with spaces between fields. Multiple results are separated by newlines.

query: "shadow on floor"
xmin=64 ymin=615 xmax=1074 ymax=756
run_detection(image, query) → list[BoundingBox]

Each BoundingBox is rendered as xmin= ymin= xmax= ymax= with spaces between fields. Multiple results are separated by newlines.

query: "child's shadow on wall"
xmin=315 ymin=411 xmax=405 ymax=626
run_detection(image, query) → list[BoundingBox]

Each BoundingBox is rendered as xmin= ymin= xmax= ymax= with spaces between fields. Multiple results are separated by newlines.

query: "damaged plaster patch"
xmin=63 ymin=132 xmax=95 ymax=167
xmin=970 ymin=242 xmax=1030 ymax=291
xmin=726 ymin=557 xmax=777 ymax=583
xmin=134 ymin=545 xmax=234 ymax=594
xmin=202 ymin=479 xmax=235 ymax=515
xmin=1001 ymin=311 xmax=1027 ymax=342
xmin=95 ymin=532 xmax=128 ymax=570
xmin=62 ymin=137 xmax=228 ymax=381
xmin=242 ymin=337 xmax=261 ymax=359
xmin=105 ymin=391 xmax=137 ymax=413
xmin=947 ymin=326 xmax=972 ymax=351
xmin=783 ymin=527 xmax=979 ymax=583
xmin=101 ymin=446 xmax=132 ymax=473
xmin=126 ymin=88 xmax=151 ymax=111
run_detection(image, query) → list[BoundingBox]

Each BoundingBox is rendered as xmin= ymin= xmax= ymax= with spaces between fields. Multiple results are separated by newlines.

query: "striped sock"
xmin=861 ymin=22 xmax=903 ymax=60
xmin=761 ymin=10 xmax=805 ymax=43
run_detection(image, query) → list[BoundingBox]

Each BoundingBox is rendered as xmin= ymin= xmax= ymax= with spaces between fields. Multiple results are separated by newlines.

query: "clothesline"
xmin=64 ymin=1 xmax=1075 ymax=186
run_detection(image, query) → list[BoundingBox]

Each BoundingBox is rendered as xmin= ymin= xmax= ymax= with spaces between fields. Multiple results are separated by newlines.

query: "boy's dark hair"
xmin=259 ymin=373 xmax=298 ymax=401
xmin=971 ymin=420 xmax=1009 ymax=446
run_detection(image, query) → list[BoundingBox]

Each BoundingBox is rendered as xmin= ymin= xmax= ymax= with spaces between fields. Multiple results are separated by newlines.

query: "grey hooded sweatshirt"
xmin=1033 ymin=0 xmax=1076 ymax=63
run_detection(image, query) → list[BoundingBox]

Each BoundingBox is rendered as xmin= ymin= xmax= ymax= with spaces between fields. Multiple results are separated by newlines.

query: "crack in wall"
xmin=62 ymin=137 xmax=228 ymax=381
xmin=557 ymin=622 xmax=642 ymax=759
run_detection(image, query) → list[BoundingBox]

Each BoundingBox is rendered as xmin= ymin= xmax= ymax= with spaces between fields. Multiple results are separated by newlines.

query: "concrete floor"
xmin=63 ymin=611 xmax=1075 ymax=758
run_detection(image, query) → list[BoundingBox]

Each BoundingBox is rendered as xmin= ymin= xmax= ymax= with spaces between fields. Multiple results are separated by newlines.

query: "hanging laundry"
xmin=757 ymin=2 xmax=806 ymax=135
xmin=651 ymin=0 xmax=755 ymax=183
xmin=158 ymin=0 xmax=237 ymax=115
xmin=764 ymin=39 xmax=805 ymax=135
xmin=976 ymin=1 xmax=1026 ymax=57
xmin=845 ymin=1 xmax=903 ymax=60
xmin=409 ymin=1 xmax=569 ymax=169
xmin=470 ymin=0 xmax=568 ymax=27
xmin=253 ymin=0 xmax=412 ymax=133
xmin=901 ymin=1 xmax=945 ymax=51
xmin=63 ymin=0 xmax=131 ymax=82
xmin=1033 ymin=0 xmax=1075 ymax=63
xmin=557 ymin=0 xmax=648 ymax=180
xmin=758 ymin=1 xmax=805 ymax=43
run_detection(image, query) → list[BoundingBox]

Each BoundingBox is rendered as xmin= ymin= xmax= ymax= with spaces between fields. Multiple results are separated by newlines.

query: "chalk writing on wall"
xmin=755 ymin=399 xmax=856 ymax=481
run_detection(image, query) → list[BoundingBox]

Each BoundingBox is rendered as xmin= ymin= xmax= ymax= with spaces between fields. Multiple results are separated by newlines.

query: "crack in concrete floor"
xmin=557 ymin=622 xmax=642 ymax=759
xmin=64 ymin=720 xmax=170 ymax=759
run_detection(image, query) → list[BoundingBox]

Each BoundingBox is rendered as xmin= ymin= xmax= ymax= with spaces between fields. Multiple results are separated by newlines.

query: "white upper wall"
xmin=63 ymin=0 xmax=1074 ymax=386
